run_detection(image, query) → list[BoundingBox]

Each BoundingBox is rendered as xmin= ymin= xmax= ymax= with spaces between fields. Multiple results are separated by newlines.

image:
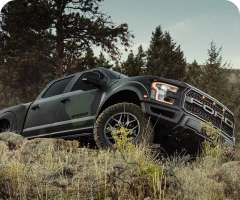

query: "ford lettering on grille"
xmin=183 ymin=90 xmax=234 ymax=138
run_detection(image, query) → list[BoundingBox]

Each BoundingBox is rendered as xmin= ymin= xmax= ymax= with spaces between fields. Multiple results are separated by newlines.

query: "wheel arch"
xmin=0 ymin=112 xmax=17 ymax=132
xmin=96 ymin=83 xmax=150 ymax=122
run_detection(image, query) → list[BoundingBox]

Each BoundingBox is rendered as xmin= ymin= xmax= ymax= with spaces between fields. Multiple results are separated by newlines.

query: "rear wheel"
xmin=94 ymin=102 xmax=154 ymax=149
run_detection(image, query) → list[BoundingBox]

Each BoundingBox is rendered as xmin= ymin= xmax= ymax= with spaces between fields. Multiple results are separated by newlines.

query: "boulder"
xmin=21 ymin=137 xmax=79 ymax=151
xmin=0 ymin=132 xmax=79 ymax=163
xmin=0 ymin=132 xmax=27 ymax=150
xmin=20 ymin=137 xmax=79 ymax=162
xmin=0 ymin=140 xmax=8 ymax=152
xmin=0 ymin=132 xmax=79 ymax=153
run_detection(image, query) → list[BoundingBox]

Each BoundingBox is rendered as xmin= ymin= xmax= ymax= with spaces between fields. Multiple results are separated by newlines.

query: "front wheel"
xmin=94 ymin=102 xmax=154 ymax=149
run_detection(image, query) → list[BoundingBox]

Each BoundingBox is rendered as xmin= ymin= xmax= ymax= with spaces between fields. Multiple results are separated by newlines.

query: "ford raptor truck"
xmin=0 ymin=67 xmax=235 ymax=151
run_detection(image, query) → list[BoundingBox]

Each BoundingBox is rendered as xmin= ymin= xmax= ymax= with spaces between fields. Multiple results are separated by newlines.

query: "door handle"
xmin=31 ymin=104 xmax=40 ymax=110
xmin=60 ymin=97 xmax=70 ymax=103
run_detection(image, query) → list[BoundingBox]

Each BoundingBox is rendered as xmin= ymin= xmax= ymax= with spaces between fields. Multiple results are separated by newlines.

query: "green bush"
xmin=200 ymin=122 xmax=229 ymax=165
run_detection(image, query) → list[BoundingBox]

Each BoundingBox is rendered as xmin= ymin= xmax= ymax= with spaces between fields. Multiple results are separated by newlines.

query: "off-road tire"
xmin=94 ymin=102 xmax=154 ymax=149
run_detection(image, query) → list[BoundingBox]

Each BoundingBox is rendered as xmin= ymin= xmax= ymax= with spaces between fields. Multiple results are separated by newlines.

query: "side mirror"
xmin=82 ymin=72 xmax=105 ymax=87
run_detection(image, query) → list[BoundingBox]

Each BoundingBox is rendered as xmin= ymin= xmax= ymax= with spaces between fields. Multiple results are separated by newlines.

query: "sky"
xmin=97 ymin=0 xmax=240 ymax=68
xmin=0 ymin=0 xmax=7 ymax=8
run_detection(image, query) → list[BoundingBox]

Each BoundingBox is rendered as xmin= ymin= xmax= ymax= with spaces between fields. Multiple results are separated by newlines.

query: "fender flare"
xmin=95 ymin=81 xmax=150 ymax=121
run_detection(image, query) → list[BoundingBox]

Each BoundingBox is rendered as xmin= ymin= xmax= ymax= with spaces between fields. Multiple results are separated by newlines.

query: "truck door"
xmin=52 ymin=71 xmax=107 ymax=137
xmin=22 ymin=76 xmax=74 ymax=138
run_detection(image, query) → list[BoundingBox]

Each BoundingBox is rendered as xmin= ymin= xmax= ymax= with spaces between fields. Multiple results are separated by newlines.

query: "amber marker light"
xmin=143 ymin=95 xmax=148 ymax=98
xmin=202 ymin=95 xmax=206 ymax=99
xmin=213 ymin=102 xmax=216 ymax=105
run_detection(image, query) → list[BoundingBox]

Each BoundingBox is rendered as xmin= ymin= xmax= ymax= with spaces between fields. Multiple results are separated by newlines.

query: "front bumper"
xmin=141 ymin=101 xmax=235 ymax=147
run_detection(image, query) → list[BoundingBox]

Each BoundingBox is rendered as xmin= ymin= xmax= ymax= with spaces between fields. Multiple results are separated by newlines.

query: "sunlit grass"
xmin=0 ymin=125 xmax=235 ymax=199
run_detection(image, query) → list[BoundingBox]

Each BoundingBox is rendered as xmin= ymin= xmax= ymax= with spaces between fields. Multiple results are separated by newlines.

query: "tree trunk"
xmin=55 ymin=2 xmax=64 ymax=77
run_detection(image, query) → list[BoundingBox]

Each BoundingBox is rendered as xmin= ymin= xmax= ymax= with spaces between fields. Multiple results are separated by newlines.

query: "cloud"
xmin=167 ymin=19 xmax=193 ymax=32
xmin=165 ymin=19 xmax=196 ymax=42
xmin=175 ymin=19 xmax=193 ymax=29
xmin=233 ymin=0 xmax=240 ymax=8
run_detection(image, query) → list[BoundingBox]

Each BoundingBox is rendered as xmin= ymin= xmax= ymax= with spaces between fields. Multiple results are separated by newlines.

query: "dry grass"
xmin=0 ymin=145 xmax=230 ymax=200
xmin=0 ymin=142 xmax=163 ymax=199
xmin=173 ymin=155 xmax=226 ymax=200
xmin=0 ymin=127 xmax=235 ymax=200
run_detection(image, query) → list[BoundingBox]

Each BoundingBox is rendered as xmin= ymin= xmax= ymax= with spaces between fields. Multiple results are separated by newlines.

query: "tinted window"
xmin=42 ymin=77 xmax=73 ymax=98
xmin=71 ymin=74 xmax=97 ymax=92
xmin=94 ymin=70 xmax=108 ymax=82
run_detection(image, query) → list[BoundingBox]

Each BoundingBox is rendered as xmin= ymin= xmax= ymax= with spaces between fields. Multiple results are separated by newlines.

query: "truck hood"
xmin=120 ymin=75 xmax=189 ymax=88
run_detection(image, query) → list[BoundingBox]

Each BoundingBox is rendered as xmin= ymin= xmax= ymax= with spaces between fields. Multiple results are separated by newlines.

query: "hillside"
xmin=0 ymin=130 xmax=240 ymax=200
xmin=228 ymin=68 xmax=240 ymax=84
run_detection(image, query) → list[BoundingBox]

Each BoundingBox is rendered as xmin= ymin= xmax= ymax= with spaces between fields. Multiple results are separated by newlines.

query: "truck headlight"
xmin=151 ymin=82 xmax=179 ymax=104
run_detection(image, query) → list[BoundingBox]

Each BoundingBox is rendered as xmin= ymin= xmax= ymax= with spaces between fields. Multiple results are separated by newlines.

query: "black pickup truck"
xmin=0 ymin=67 xmax=235 ymax=151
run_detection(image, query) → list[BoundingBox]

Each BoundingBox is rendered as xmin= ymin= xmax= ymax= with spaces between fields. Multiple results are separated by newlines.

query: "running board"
xmin=59 ymin=132 xmax=93 ymax=139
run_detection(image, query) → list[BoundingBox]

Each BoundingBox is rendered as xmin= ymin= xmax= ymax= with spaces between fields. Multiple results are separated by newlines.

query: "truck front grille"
xmin=183 ymin=89 xmax=234 ymax=138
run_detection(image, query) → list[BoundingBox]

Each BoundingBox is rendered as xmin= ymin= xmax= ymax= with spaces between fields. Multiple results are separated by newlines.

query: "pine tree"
xmin=201 ymin=41 xmax=230 ymax=104
xmin=185 ymin=60 xmax=203 ymax=88
xmin=1 ymin=0 xmax=134 ymax=77
xmin=52 ymin=0 xmax=134 ymax=76
xmin=96 ymin=52 xmax=113 ymax=69
xmin=0 ymin=0 xmax=134 ymax=107
xmin=81 ymin=48 xmax=98 ymax=69
xmin=112 ymin=62 xmax=123 ymax=73
xmin=135 ymin=45 xmax=146 ymax=75
xmin=0 ymin=0 xmax=54 ymax=107
xmin=120 ymin=45 xmax=146 ymax=77
xmin=146 ymin=26 xmax=186 ymax=80
xmin=121 ymin=51 xmax=141 ymax=76
xmin=146 ymin=26 xmax=164 ymax=76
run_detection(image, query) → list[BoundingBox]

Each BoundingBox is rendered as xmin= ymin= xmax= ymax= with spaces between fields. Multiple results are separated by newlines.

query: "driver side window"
xmin=71 ymin=74 xmax=97 ymax=92
xmin=42 ymin=76 xmax=73 ymax=98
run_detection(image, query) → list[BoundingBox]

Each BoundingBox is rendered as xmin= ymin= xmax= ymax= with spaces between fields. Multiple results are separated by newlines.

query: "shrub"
xmin=200 ymin=122 xmax=229 ymax=164
xmin=111 ymin=126 xmax=135 ymax=153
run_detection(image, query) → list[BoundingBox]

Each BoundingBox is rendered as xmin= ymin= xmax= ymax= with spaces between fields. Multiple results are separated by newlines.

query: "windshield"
xmin=108 ymin=69 xmax=128 ymax=79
